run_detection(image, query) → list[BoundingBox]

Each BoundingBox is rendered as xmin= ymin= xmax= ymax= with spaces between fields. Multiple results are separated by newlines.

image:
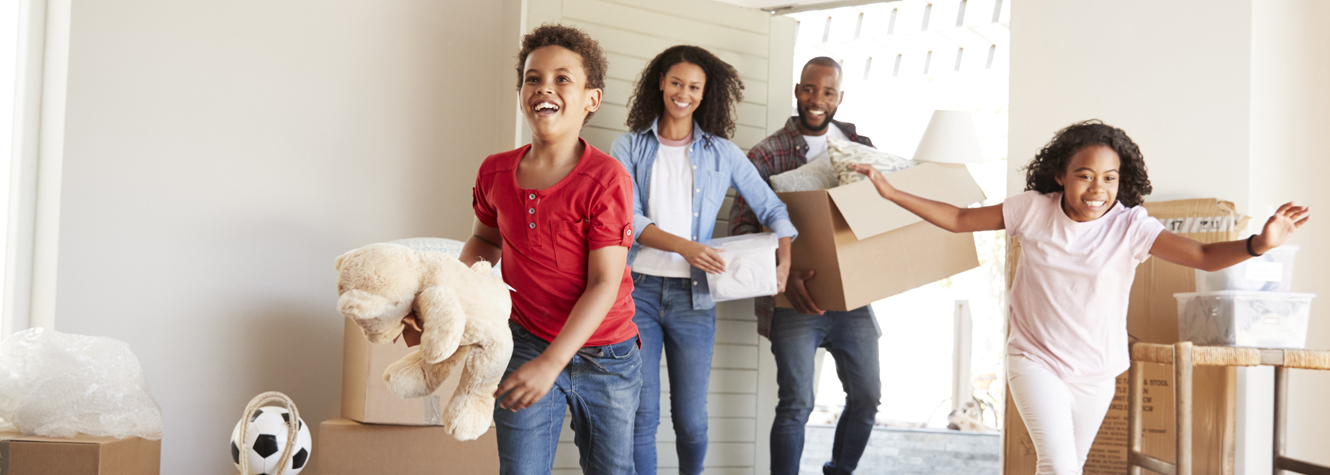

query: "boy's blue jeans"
xmin=770 ymin=306 xmax=882 ymax=475
xmin=631 ymin=273 xmax=715 ymax=475
xmin=494 ymin=320 xmax=642 ymax=475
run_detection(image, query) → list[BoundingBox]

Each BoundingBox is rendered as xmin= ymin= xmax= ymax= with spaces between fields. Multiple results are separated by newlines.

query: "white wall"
xmin=1007 ymin=1 xmax=1254 ymax=210
xmin=1249 ymin=0 xmax=1330 ymax=468
xmin=525 ymin=0 xmax=794 ymax=473
xmin=1011 ymin=0 xmax=1330 ymax=472
xmin=52 ymin=2 xmax=519 ymax=473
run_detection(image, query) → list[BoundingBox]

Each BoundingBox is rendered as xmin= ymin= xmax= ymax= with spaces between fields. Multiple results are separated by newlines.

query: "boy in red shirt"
xmin=462 ymin=24 xmax=639 ymax=474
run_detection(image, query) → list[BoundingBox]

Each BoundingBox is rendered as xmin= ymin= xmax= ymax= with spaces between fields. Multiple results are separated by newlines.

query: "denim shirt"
xmin=610 ymin=118 xmax=799 ymax=310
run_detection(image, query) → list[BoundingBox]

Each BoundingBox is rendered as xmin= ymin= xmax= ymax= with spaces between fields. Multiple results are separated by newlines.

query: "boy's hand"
xmin=397 ymin=314 xmax=423 ymax=348
xmin=851 ymin=164 xmax=897 ymax=200
xmin=1254 ymin=202 xmax=1311 ymax=253
xmin=679 ymin=241 xmax=726 ymax=274
xmin=495 ymin=355 xmax=562 ymax=412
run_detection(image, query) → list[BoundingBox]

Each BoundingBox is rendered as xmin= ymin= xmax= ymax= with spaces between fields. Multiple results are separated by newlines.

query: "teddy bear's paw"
xmin=383 ymin=355 xmax=435 ymax=399
xmin=444 ymin=395 xmax=494 ymax=441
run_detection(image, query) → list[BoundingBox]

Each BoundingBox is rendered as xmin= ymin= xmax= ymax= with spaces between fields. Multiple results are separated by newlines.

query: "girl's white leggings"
xmin=1007 ymin=354 xmax=1117 ymax=475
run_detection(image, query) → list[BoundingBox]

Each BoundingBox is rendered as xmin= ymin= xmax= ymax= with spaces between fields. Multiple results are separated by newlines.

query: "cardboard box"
xmin=0 ymin=432 xmax=160 ymax=475
xmin=341 ymin=316 xmax=465 ymax=426
xmin=317 ymin=418 xmax=498 ymax=474
xmin=774 ymin=162 xmax=987 ymax=311
xmin=1003 ymin=198 xmax=1248 ymax=475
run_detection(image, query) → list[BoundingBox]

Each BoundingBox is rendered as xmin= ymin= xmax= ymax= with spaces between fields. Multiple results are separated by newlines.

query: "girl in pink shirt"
xmin=852 ymin=120 xmax=1310 ymax=475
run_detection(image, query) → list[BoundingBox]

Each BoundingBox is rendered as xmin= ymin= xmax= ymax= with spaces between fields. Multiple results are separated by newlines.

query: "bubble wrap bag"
xmin=0 ymin=328 xmax=164 ymax=439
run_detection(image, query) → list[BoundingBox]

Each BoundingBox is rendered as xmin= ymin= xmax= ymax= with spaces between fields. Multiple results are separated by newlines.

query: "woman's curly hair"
xmin=515 ymin=24 xmax=608 ymax=123
xmin=1023 ymin=119 xmax=1153 ymax=207
xmin=625 ymin=45 xmax=743 ymax=148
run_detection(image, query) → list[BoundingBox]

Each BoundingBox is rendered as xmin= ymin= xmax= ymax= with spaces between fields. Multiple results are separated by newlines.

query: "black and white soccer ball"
xmin=230 ymin=406 xmax=312 ymax=475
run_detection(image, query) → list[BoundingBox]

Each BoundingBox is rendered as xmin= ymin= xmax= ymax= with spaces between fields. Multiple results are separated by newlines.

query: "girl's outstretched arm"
xmin=852 ymin=163 xmax=1004 ymax=233
xmin=1150 ymin=202 xmax=1310 ymax=271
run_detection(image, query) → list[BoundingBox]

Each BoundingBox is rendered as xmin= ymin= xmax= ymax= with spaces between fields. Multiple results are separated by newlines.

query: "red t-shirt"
xmin=472 ymin=139 xmax=638 ymax=346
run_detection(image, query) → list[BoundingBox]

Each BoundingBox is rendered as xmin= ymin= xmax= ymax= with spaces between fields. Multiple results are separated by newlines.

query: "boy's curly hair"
xmin=515 ymin=24 xmax=608 ymax=123
xmin=1023 ymin=119 xmax=1153 ymax=207
xmin=625 ymin=45 xmax=744 ymax=147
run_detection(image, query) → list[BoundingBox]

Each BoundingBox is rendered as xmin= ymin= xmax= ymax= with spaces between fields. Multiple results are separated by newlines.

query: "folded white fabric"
xmin=706 ymin=233 xmax=779 ymax=302
xmin=828 ymin=137 xmax=916 ymax=186
xmin=770 ymin=151 xmax=838 ymax=192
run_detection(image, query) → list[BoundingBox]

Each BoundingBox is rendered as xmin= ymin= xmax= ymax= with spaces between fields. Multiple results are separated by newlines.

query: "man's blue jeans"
xmin=494 ymin=320 xmax=642 ymax=475
xmin=770 ymin=306 xmax=882 ymax=475
xmin=631 ymin=273 xmax=715 ymax=475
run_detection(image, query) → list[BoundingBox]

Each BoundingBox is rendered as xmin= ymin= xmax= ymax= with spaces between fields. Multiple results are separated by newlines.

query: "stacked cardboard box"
xmin=321 ymin=317 xmax=499 ymax=473
xmin=0 ymin=432 xmax=161 ymax=475
xmin=1004 ymin=198 xmax=1247 ymax=475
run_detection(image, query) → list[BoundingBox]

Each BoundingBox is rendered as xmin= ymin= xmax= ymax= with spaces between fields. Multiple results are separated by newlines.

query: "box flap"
xmin=827 ymin=163 xmax=987 ymax=241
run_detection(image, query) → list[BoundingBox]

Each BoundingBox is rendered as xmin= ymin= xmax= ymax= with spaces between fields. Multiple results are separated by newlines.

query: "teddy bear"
xmin=334 ymin=238 xmax=512 ymax=441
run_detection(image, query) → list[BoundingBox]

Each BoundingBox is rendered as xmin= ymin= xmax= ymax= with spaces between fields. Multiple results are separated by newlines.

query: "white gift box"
xmin=706 ymin=233 xmax=779 ymax=302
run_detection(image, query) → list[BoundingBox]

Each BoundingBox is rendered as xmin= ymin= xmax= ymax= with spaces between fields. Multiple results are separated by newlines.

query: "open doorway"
xmin=784 ymin=1 xmax=1010 ymax=472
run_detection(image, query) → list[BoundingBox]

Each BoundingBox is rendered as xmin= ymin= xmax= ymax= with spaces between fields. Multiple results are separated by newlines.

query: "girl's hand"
xmin=1254 ymin=202 xmax=1311 ymax=253
xmin=495 ymin=355 xmax=562 ymax=412
xmin=851 ymin=163 xmax=897 ymax=200
xmin=679 ymin=241 xmax=726 ymax=274
xmin=775 ymin=261 xmax=790 ymax=294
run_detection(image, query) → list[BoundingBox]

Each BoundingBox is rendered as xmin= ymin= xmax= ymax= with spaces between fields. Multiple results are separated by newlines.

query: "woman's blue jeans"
xmin=631 ymin=272 xmax=716 ymax=475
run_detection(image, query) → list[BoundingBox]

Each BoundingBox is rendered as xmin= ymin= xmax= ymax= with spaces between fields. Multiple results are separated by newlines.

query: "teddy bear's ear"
xmin=334 ymin=250 xmax=352 ymax=271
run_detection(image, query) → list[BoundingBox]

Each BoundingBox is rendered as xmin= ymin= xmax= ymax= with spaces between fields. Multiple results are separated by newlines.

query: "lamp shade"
xmin=913 ymin=110 xmax=985 ymax=164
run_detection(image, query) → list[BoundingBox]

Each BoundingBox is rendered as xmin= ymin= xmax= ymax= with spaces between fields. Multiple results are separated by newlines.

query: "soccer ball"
xmin=230 ymin=406 xmax=312 ymax=475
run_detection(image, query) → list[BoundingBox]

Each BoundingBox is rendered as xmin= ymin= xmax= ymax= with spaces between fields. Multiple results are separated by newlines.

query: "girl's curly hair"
xmin=625 ymin=45 xmax=743 ymax=148
xmin=1023 ymin=119 xmax=1153 ymax=207
xmin=515 ymin=24 xmax=608 ymax=124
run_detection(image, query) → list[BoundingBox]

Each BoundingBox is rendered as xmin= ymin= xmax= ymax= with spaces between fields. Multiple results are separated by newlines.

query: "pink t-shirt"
xmin=1004 ymin=191 xmax=1166 ymax=382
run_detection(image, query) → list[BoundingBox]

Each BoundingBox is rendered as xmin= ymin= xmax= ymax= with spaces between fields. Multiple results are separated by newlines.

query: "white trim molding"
xmin=4 ymin=0 xmax=69 ymax=334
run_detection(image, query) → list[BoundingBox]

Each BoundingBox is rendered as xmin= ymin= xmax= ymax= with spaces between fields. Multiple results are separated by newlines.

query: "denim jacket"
xmin=610 ymin=118 xmax=798 ymax=310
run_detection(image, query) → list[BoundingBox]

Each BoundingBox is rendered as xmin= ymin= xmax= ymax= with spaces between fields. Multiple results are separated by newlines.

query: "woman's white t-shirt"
xmin=1003 ymin=191 xmax=1166 ymax=383
xmin=632 ymin=134 xmax=694 ymax=278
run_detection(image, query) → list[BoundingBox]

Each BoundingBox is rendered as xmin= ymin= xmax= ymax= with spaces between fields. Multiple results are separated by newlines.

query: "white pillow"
xmin=769 ymin=152 xmax=838 ymax=192
xmin=828 ymin=137 xmax=916 ymax=186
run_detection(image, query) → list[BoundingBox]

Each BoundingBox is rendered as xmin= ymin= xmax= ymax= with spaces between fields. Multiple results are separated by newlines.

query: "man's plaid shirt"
xmin=727 ymin=117 xmax=874 ymax=337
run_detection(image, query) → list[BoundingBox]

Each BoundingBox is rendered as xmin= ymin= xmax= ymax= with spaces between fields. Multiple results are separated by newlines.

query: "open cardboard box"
xmin=0 ymin=432 xmax=161 ymax=475
xmin=1003 ymin=198 xmax=1248 ymax=475
xmin=318 ymin=418 xmax=498 ymax=474
xmin=774 ymin=162 xmax=987 ymax=312
xmin=342 ymin=316 xmax=475 ymax=426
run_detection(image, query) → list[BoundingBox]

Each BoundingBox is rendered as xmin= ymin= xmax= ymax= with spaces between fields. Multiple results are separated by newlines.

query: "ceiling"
xmin=711 ymin=0 xmax=881 ymax=13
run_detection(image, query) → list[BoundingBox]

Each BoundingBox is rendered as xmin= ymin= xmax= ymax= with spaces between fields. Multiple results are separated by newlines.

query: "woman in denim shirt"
xmin=610 ymin=45 xmax=798 ymax=475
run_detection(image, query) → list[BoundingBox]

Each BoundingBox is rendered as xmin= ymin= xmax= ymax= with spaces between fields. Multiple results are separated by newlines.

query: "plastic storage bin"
xmin=1194 ymin=244 xmax=1299 ymax=292
xmin=1175 ymin=291 xmax=1315 ymax=348
xmin=705 ymin=233 xmax=778 ymax=302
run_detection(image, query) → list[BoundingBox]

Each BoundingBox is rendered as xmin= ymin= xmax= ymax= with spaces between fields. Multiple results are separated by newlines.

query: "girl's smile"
xmin=1055 ymin=145 xmax=1121 ymax=222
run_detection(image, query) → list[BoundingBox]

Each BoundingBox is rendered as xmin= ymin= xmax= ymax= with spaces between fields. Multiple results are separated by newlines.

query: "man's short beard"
xmin=797 ymin=106 xmax=836 ymax=133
